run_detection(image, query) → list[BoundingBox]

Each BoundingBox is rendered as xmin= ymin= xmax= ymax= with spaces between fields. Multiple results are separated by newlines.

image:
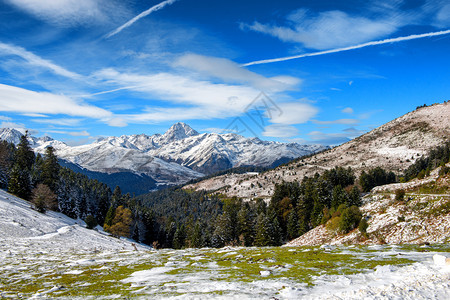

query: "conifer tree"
xmin=173 ymin=224 xmax=186 ymax=249
xmin=237 ymin=203 xmax=255 ymax=246
xmin=142 ymin=209 xmax=155 ymax=245
xmin=0 ymin=140 xmax=14 ymax=188
xmin=254 ymin=212 xmax=270 ymax=247
xmin=286 ymin=209 xmax=299 ymax=240
xmin=8 ymin=133 xmax=35 ymax=200
xmin=42 ymin=146 xmax=60 ymax=192
xmin=103 ymin=206 xmax=116 ymax=231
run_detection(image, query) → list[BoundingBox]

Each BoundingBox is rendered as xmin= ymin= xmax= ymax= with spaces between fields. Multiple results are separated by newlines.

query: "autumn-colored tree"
xmin=31 ymin=183 xmax=58 ymax=213
xmin=105 ymin=206 xmax=133 ymax=237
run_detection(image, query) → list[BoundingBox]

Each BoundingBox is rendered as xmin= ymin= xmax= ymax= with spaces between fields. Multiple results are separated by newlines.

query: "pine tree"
xmin=267 ymin=209 xmax=282 ymax=246
xmin=111 ymin=186 xmax=123 ymax=207
xmin=286 ymin=209 xmax=299 ymax=240
xmin=254 ymin=212 xmax=270 ymax=247
xmin=142 ymin=209 xmax=155 ymax=245
xmin=42 ymin=146 xmax=60 ymax=192
xmin=349 ymin=186 xmax=362 ymax=207
xmin=173 ymin=224 xmax=186 ymax=249
xmin=8 ymin=133 xmax=35 ymax=200
xmin=0 ymin=140 xmax=14 ymax=189
xmin=103 ymin=206 xmax=116 ymax=231
xmin=237 ymin=203 xmax=255 ymax=246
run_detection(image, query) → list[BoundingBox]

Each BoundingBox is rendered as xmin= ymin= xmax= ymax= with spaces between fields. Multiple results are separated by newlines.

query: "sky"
xmin=0 ymin=0 xmax=449 ymax=146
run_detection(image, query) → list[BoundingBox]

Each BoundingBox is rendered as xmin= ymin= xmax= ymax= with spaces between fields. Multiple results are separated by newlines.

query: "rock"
xmin=433 ymin=254 xmax=450 ymax=266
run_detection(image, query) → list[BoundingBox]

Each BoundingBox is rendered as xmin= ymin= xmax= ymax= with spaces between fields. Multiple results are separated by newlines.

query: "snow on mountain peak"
xmin=161 ymin=122 xmax=199 ymax=143
xmin=0 ymin=128 xmax=25 ymax=144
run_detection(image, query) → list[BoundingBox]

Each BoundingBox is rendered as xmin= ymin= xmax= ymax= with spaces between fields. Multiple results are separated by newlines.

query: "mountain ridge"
xmin=0 ymin=123 xmax=324 ymax=192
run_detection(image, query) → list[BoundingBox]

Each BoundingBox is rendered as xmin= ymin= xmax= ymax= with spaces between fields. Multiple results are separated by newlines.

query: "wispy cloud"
xmin=262 ymin=124 xmax=299 ymax=138
xmin=341 ymin=107 xmax=354 ymax=114
xmin=242 ymin=9 xmax=403 ymax=50
xmin=31 ymin=118 xmax=84 ymax=127
xmin=105 ymin=0 xmax=179 ymax=38
xmin=0 ymin=42 xmax=82 ymax=79
xmin=94 ymin=68 xmax=260 ymax=120
xmin=47 ymin=130 xmax=90 ymax=137
xmin=243 ymin=29 xmax=450 ymax=66
xmin=173 ymin=53 xmax=301 ymax=92
xmin=269 ymin=102 xmax=318 ymax=125
xmin=4 ymin=0 xmax=115 ymax=27
xmin=0 ymin=84 xmax=111 ymax=119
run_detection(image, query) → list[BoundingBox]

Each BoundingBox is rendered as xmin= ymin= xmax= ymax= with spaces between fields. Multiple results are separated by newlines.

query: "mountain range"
xmin=0 ymin=123 xmax=324 ymax=194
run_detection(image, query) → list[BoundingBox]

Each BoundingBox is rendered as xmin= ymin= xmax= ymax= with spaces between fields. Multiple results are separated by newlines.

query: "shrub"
xmin=358 ymin=217 xmax=369 ymax=234
xmin=85 ymin=215 xmax=97 ymax=229
xmin=338 ymin=206 xmax=362 ymax=234
xmin=395 ymin=189 xmax=405 ymax=202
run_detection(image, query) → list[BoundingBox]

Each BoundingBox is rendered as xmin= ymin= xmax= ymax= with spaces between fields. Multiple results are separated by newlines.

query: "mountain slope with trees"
xmin=185 ymin=102 xmax=450 ymax=200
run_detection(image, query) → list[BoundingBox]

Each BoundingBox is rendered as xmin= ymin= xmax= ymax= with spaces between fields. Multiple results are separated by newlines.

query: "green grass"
xmin=1 ymin=244 xmax=448 ymax=298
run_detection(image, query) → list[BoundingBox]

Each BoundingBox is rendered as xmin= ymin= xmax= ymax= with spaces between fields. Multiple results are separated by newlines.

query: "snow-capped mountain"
xmin=0 ymin=123 xmax=324 ymax=188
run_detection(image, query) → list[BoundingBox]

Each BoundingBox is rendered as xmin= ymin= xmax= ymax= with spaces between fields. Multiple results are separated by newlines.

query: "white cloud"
xmin=107 ymin=117 xmax=128 ymax=127
xmin=0 ymin=84 xmax=112 ymax=119
xmin=434 ymin=3 xmax=450 ymax=27
xmin=263 ymin=124 xmax=299 ymax=138
xmin=0 ymin=121 xmax=26 ymax=132
xmin=268 ymin=102 xmax=318 ymax=125
xmin=0 ymin=42 xmax=82 ymax=80
xmin=5 ymin=0 xmax=117 ymax=27
xmin=94 ymin=68 xmax=261 ymax=120
xmin=342 ymin=107 xmax=354 ymax=114
xmin=243 ymin=9 xmax=402 ymax=50
xmin=173 ymin=53 xmax=301 ymax=92
xmin=31 ymin=118 xmax=83 ymax=126
xmin=47 ymin=130 xmax=90 ymax=137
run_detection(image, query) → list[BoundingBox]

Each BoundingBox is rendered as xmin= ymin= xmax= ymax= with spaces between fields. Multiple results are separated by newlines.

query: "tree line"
xmin=2 ymin=132 xmax=447 ymax=249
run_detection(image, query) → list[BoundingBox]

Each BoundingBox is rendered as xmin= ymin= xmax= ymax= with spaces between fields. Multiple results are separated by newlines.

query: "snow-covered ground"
xmin=0 ymin=190 xmax=449 ymax=299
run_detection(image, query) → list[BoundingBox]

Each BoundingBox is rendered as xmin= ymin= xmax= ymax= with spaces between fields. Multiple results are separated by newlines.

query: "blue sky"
xmin=0 ymin=0 xmax=449 ymax=146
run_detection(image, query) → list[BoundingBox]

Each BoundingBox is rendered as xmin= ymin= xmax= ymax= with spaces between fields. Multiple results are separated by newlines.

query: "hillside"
xmin=285 ymin=165 xmax=450 ymax=246
xmin=1 ymin=189 xmax=449 ymax=299
xmin=0 ymin=189 xmax=146 ymax=251
xmin=185 ymin=103 xmax=450 ymax=200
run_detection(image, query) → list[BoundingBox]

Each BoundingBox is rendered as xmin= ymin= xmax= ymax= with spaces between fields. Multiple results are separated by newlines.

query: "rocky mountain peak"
xmin=161 ymin=122 xmax=199 ymax=143
xmin=0 ymin=128 xmax=26 ymax=144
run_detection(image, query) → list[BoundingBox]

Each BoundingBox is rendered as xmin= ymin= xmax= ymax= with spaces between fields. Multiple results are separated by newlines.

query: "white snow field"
xmin=0 ymin=189 xmax=449 ymax=299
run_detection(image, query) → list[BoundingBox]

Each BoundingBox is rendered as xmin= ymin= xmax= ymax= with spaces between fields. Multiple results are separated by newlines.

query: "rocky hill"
xmin=185 ymin=103 xmax=450 ymax=200
xmin=285 ymin=165 xmax=450 ymax=246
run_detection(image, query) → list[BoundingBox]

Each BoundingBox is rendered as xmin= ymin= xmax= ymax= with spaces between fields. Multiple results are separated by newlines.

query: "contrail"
xmin=105 ymin=0 xmax=179 ymax=39
xmin=242 ymin=29 xmax=450 ymax=67
xmin=0 ymin=42 xmax=82 ymax=80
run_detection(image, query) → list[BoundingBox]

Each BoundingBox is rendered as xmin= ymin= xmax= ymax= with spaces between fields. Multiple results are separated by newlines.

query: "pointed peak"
xmin=162 ymin=122 xmax=199 ymax=142
xmin=0 ymin=128 xmax=27 ymax=145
